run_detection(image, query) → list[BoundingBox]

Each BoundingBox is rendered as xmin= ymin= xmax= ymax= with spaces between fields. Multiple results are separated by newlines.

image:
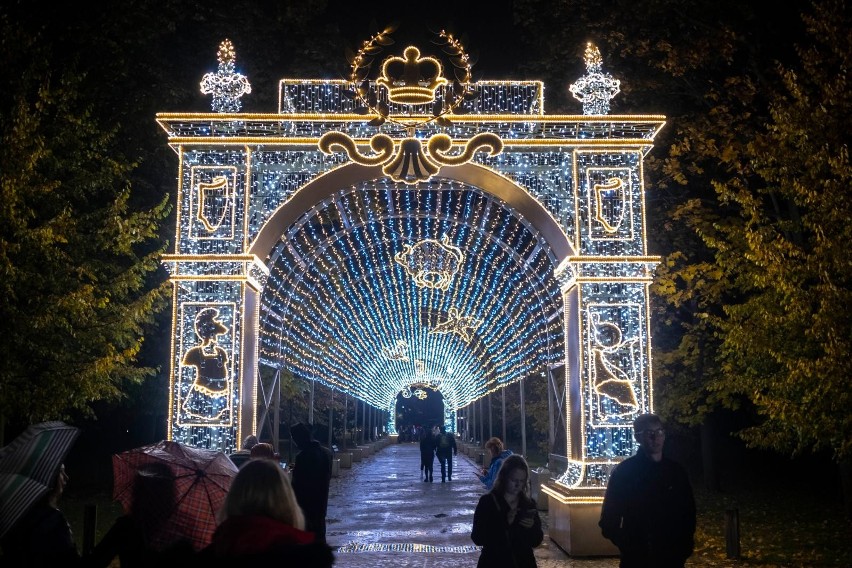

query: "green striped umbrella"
xmin=0 ymin=421 xmax=80 ymax=537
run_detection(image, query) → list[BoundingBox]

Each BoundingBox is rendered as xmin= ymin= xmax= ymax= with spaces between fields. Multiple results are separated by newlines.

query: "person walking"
xmin=420 ymin=425 xmax=437 ymax=482
xmin=599 ymin=413 xmax=696 ymax=568
xmin=289 ymin=422 xmax=333 ymax=543
xmin=478 ymin=437 xmax=512 ymax=490
xmin=197 ymin=458 xmax=334 ymax=565
xmin=435 ymin=425 xmax=457 ymax=482
xmin=471 ymin=454 xmax=543 ymax=567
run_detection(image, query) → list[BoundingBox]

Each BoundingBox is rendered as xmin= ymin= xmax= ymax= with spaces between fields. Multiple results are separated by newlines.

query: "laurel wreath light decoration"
xmin=342 ymin=24 xmax=480 ymax=129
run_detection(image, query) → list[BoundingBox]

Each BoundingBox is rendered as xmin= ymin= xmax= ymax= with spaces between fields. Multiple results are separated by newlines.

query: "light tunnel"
xmin=255 ymin=173 xmax=566 ymax=424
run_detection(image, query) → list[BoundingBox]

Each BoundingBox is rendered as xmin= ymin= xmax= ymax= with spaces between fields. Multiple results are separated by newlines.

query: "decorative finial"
xmin=200 ymin=39 xmax=252 ymax=113
xmin=569 ymin=42 xmax=621 ymax=115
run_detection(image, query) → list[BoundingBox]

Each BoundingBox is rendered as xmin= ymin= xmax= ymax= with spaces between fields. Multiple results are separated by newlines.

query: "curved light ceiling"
xmin=258 ymin=177 xmax=563 ymax=411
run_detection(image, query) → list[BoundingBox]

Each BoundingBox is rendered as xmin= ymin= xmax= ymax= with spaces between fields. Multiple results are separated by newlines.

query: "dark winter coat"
xmin=420 ymin=433 xmax=436 ymax=467
xmin=435 ymin=431 xmax=457 ymax=457
xmin=471 ymin=491 xmax=543 ymax=568
xmin=0 ymin=501 xmax=80 ymax=568
xmin=599 ymin=448 xmax=696 ymax=568
xmin=291 ymin=439 xmax=333 ymax=541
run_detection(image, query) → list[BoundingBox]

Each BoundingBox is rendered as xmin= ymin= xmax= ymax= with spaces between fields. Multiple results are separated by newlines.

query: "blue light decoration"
xmin=158 ymin=33 xmax=665 ymax=522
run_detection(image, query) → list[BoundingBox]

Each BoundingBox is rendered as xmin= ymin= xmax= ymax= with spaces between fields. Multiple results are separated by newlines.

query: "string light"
xmin=200 ymin=39 xmax=252 ymax=113
xmin=161 ymin=42 xmax=664 ymax=500
xmin=569 ymin=42 xmax=621 ymax=115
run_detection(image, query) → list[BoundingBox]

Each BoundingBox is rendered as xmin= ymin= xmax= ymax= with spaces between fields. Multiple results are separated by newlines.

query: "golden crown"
xmin=376 ymin=46 xmax=448 ymax=105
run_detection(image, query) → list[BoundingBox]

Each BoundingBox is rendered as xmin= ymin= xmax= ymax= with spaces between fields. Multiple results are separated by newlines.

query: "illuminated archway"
xmin=158 ymin=40 xmax=664 ymax=551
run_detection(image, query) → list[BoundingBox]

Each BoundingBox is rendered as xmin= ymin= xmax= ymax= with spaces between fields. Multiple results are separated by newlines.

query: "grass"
xmin=688 ymin=476 xmax=852 ymax=567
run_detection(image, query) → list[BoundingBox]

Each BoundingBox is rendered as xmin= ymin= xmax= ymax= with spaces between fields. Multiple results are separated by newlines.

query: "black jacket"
xmin=435 ymin=432 xmax=457 ymax=456
xmin=471 ymin=491 xmax=543 ymax=568
xmin=599 ymin=448 xmax=696 ymax=567
xmin=291 ymin=440 xmax=333 ymax=537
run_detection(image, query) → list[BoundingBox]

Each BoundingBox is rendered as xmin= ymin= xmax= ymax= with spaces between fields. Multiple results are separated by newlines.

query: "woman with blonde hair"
xmin=198 ymin=458 xmax=334 ymax=565
xmin=471 ymin=454 xmax=543 ymax=567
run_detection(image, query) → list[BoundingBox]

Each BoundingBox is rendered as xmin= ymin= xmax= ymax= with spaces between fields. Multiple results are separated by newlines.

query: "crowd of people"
xmin=2 ymin=414 xmax=696 ymax=568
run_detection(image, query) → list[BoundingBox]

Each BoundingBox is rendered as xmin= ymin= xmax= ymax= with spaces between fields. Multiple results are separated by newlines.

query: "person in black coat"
xmin=419 ymin=425 xmax=437 ymax=482
xmin=1 ymin=464 xmax=80 ymax=568
xmin=435 ymin=424 xmax=457 ymax=482
xmin=599 ymin=413 xmax=696 ymax=568
xmin=471 ymin=454 xmax=543 ymax=568
xmin=289 ymin=422 xmax=333 ymax=544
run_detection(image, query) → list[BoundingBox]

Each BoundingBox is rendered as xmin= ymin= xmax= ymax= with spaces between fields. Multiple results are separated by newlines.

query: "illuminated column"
xmin=161 ymin=143 xmax=264 ymax=453
xmin=556 ymin=149 xmax=659 ymax=489
xmin=543 ymin=147 xmax=659 ymax=556
xmin=162 ymin=256 xmax=267 ymax=452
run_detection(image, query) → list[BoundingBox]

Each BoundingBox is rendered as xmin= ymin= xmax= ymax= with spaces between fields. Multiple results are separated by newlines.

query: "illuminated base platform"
xmin=542 ymin=482 xmax=619 ymax=557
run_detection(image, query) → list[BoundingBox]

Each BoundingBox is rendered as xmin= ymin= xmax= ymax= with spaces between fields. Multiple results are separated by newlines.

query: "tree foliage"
xmin=0 ymin=16 xmax=170 ymax=424
xmin=514 ymin=0 xmax=851 ymax=463
xmin=705 ymin=0 xmax=852 ymax=460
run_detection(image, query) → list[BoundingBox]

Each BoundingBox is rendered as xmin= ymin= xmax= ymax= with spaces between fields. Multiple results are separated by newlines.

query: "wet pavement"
xmin=326 ymin=440 xmax=620 ymax=567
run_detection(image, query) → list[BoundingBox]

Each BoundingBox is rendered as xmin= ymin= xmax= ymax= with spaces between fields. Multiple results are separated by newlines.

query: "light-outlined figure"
xmin=181 ymin=308 xmax=231 ymax=422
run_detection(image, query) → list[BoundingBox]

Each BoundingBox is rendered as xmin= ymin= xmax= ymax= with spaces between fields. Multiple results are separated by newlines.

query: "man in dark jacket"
xmin=435 ymin=425 xmax=457 ymax=482
xmin=289 ymin=423 xmax=333 ymax=543
xmin=599 ymin=413 xmax=696 ymax=568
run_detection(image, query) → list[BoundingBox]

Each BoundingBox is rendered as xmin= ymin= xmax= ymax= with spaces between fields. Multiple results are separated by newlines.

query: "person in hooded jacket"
xmin=478 ymin=437 xmax=513 ymax=490
xmin=197 ymin=458 xmax=334 ymax=566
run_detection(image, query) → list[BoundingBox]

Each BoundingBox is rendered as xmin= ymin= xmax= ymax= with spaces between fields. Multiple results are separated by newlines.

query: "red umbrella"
xmin=112 ymin=440 xmax=238 ymax=551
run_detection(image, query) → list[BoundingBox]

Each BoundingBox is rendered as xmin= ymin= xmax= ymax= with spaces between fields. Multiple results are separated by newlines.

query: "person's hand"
xmin=518 ymin=510 xmax=535 ymax=529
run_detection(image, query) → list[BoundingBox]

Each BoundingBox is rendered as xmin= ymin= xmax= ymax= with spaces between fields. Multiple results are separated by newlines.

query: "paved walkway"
xmin=326 ymin=440 xmax=619 ymax=567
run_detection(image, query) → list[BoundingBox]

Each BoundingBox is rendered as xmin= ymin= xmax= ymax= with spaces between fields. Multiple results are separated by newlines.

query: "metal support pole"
xmin=479 ymin=398 xmax=484 ymax=447
xmin=546 ymin=367 xmax=554 ymax=454
xmin=273 ymin=370 xmax=281 ymax=453
xmin=353 ymin=397 xmax=359 ymax=446
xmin=472 ymin=400 xmax=477 ymax=445
xmin=344 ymin=394 xmax=349 ymax=447
xmin=502 ymin=387 xmax=507 ymax=445
xmin=328 ymin=388 xmax=333 ymax=449
xmin=309 ymin=380 xmax=315 ymax=425
xmin=488 ymin=393 xmax=493 ymax=439
xmin=520 ymin=377 xmax=527 ymax=458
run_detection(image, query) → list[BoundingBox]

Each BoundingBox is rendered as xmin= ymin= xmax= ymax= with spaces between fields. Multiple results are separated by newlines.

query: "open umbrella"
xmin=0 ymin=421 xmax=81 ymax=538
xmin=112 ymin=440 xmax=238 ymax=551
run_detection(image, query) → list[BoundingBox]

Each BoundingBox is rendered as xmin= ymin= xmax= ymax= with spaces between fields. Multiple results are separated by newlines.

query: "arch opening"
xmin=255 ymin=170 xmax=569 ymax=416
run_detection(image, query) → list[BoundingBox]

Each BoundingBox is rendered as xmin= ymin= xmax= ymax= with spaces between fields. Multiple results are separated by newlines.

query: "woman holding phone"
xmin=471 ymin=454 xmax=543 ymax=567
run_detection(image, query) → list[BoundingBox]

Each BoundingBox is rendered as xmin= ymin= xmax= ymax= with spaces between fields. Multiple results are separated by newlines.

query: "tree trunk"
xmin=840 ymin=457 xmax=852 ymax=520
xmin=701 ymin=414 xmax=721 ymax=491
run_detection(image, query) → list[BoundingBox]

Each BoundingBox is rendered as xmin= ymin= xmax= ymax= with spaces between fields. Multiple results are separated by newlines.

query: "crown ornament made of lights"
xmin=569 ymin=42 xmax=621 ymax=115
xmin=376 ymin=45 xmax=448 ymax=105
xmin=315 ymin=26 xmax=504 ymax=185
xmin=200 ymin=39 xmax=252 ymax=113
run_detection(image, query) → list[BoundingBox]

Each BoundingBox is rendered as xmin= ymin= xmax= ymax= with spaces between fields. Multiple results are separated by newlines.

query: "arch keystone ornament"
xmin=158 ymin=32 xmax=664 ymax=555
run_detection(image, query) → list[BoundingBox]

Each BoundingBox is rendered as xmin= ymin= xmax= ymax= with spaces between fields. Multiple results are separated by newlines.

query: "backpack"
xmin=439 ymin=434 xmax=451 ymax=449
